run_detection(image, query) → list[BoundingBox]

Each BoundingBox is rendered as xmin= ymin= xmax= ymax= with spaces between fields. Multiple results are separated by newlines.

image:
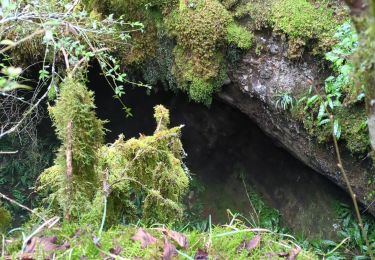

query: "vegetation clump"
xmin=271 ymin=0 xmax=339 ymax=58
xmin=96 ymin=105 xmax=189 ymax=225
xmin=292 ymin=22 xmax=371 ymax=156
xmin=39 ymin=78 xmax=105 ymax=218
xmin=38 ymin=77 xmax=189 ymax=225
xmin=166 ymin=0 xmax=253 ymax=105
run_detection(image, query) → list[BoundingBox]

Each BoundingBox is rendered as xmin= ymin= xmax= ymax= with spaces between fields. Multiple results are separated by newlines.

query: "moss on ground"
xmin=3 ymin=222 xmax=317 ymax=259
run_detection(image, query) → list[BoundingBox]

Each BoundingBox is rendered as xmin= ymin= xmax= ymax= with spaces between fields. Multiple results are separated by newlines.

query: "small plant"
xmin=275 ymin=92 xmax=295 ymax=110
xmin=295 ymin=22 xmax=365 ymax=144
xmin=310 ymin=204 xmax=375 ymax=258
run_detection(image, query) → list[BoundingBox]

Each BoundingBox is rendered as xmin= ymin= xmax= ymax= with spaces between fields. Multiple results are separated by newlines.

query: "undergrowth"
xmin=292 ymin=21 xmax=371 ymax=157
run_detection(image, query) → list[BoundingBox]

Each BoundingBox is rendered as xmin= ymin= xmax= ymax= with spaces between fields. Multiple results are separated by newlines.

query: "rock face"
xmin=218 ymin=31 xmax=375 ymax=215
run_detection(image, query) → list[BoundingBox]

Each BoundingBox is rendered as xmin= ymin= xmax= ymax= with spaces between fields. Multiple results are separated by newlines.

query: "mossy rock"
xmin=271 ymin=0 xmax=339 ymax=57
xmin=226 ymin=23 xmax=253 ymax=49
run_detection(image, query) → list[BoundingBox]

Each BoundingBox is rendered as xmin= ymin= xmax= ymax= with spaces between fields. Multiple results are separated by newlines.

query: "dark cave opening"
xmin=87 ymin=66 xmax=350 ymax=239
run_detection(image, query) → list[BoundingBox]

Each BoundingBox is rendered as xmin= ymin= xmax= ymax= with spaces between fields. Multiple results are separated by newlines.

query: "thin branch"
xmin=60 ymin=47 xmax=70 ymax=72
xmin=0 ymin=29 xmax=44 ymax=55
xmin=64 ymin=120 xmax=73 ymax=221
xmin=0 ymin=82 xmax=52 ymax=139
xmin=70 ymin=47 xmax=109 ymax=75
xmin=330 ymin=114 xmax=374 ymax=260
xmin=0 ymin=192 xmax=46 ymax=221
xmin=0 ymin=151 xmax=18 ymax=154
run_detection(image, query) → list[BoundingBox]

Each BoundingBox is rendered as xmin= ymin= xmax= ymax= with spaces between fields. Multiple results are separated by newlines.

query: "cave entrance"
xmin=89 ymin=68 xmax=350 ymax=240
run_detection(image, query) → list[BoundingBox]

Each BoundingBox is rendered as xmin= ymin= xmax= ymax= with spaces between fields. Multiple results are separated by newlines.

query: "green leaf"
xmin=317 ymin=103 xmax=326 ymax=121
xmin=306 ymin=95 xmax=319 ymax=108
xmin=333 ymin=119 xmax=341 ymax=140
xmin=318 ymin=118 xmax=330 ymax=126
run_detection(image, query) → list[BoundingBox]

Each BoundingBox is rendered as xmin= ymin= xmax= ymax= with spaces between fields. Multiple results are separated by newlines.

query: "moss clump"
xmin=271 ymin=0 xmax=338 ymax=57
xmin=169 ymin=0 xmax=232 ymax=79
xmin=39 ymin=78 xmax=105 ymax=218
xmin=226 ymin=23 xmax=253 ymax=49
xmin=97 ymin=117 xmax=189 ymax=224
xmin=0 ymin=205 xmax=12 ymax=233
xmin=166 ymin=0 xmax=251 ymax=105
xmin=40 ymin=79 xmax=189 ymax=225
xmin=234 ymin=0 xmax=273 ymax=30
xmin=85 ymin=0 xmax=176 ymax=65
xmin=336 ymin=106 xmax=371 ymax=155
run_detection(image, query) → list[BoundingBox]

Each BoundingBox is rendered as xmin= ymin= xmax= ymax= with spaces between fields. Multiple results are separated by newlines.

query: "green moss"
xmin=292 ymin=97 xmax=370 ymax=156
xmin=40 ymin=76 xmax=189 ymax=224
xmin=189 ymin=78 xmax=216 ymax=106
xmin=0 ymin=206 xmax=12 ymax=234
xmin=271 ymin=0 xmax=338 ymax=57
xmin=39 ymin=78 xmax=105 ymax=218
xmin=234 ymin=0 xmax=273 ymax=30
xmin=226 ymin=23 xmax=253 ymax=49
xmin=220 ymin=0 xmax=239 ymax=9
xmin=85 ymin=0 xmax=177 ymax=65
xmin=336 ymin=106 xmax=371 ymax=155
xmin=164 ymin=0 xmax=237 ymax=104
xmin=170 ymin=0 xmax=232 ymax=79
xmin=4 ymin=222 xmax=317 ymax=259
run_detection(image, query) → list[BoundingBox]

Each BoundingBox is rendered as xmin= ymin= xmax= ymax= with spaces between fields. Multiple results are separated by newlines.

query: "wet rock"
xmin=219 ymin=31 xmax=375 ymax=216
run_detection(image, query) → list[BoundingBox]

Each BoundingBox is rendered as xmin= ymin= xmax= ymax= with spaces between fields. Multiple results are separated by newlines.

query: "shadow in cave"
xmin=88 ymin=68 xmax=350 ymax=239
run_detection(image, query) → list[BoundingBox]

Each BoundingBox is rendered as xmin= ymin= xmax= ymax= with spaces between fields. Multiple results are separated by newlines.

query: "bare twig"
xmin=60 ymin=47 xmax=70 ymax=72
xmin=64 ymin=120 xmax=73 ymax=221
xmin=0 ymin=192 xmax=46 ymax=221
xmin=0 ymin=29 xmax=45 ymax=55
xmin=0 ymin=151 xmax=18 ymax=154
xmin=330 ymin=114 xmax=374 ymax=260
xmin=70 ymin=47 xmax=109 ymax=75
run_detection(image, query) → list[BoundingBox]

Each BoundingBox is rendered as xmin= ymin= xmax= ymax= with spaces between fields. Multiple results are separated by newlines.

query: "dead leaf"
xmin=163 ymin=238 xmax=178 ymax=260
xmin=131 ymin=228 xmax=158 ymax=248
xmin=162 ymin=229 xmax=188 ymax=249
xmin=24 ymin=237 xmax=59 ymax=253
xmin=109 ymin=245 xmax=122 ymax=256
xmin=14 ymin=253 xmax=34 ymax=260
xmin=287 ymin=247 xmax=301 ymax=260
xmin=246 ymin=235 xmax=261 ymax=251
xmin=237 ymin=235 xmax=261 ymax=254
xmin=278 ymin=252 xmax=289 ymax=258
xmin=194 ymin=249 xmax=208 ymax=260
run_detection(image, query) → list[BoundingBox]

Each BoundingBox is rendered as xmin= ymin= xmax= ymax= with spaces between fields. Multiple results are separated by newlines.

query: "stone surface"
xmin=218 ymin=31 xmax=375 ymax=215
